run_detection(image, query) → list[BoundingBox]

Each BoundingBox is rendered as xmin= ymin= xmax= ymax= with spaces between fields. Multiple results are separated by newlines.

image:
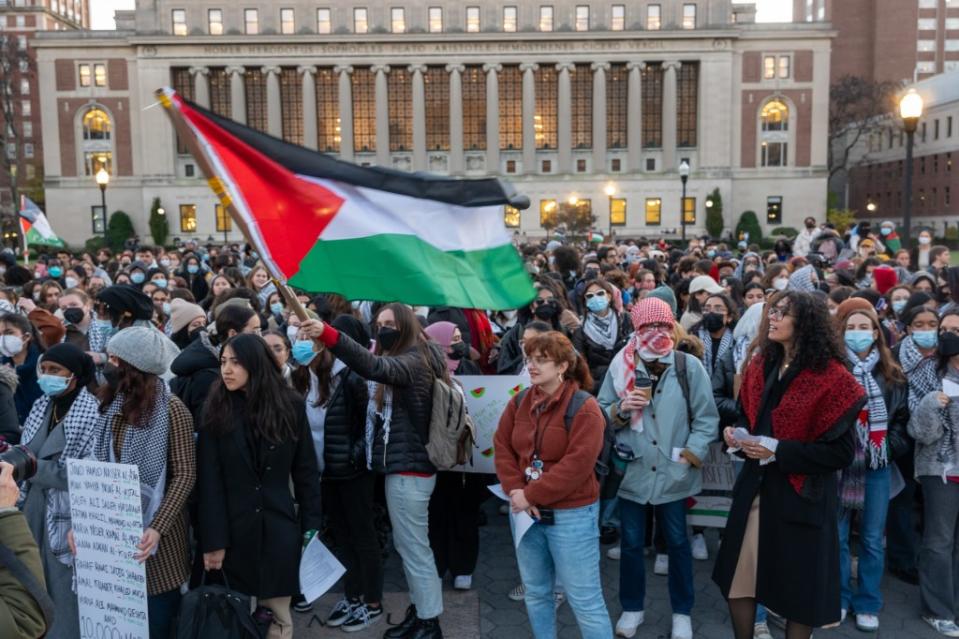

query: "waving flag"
xmin=19 ymin=196 xmax=65 ymax=248
xmin=156 ymin=88 xmax=535 ymax=310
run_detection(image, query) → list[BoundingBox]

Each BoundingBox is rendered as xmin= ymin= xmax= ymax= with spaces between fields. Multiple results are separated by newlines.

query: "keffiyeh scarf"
xmin=899 ymin=335 xmax=939 ymax=412
xmin=607 ymin=328 xmax=674 ymax=432
xmin=365 ymin=381 xmax=393 ymax=469
xmin=583 ymin=311 xmax=619 ymax=351
xmin=840 ymin=348 xmax=889 ymax=510
xmin=699 ymin=327 xmax=733 ymax=378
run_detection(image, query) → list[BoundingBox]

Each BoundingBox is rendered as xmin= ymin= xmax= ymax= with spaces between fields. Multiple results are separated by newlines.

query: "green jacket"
xmin=0 ymin=509 xmax=47 ymax=639
xmin=598 ymin=350 xmax=719 ymax=505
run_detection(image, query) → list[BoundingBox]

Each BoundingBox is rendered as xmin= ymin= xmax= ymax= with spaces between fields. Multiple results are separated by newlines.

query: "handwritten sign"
xmin=68 ymin=459 xmax=149 ymax=639
xmin=456 ymin=375 xmax=528 ymax=474
xmin=701 ymin=442 xmax=737 ymax=492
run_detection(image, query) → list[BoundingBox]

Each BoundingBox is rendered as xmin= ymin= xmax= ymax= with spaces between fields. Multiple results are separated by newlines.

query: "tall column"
xmin=189 ymin=66 xmax=210 ymax=108
xmin=520 ymin=62 xmax=538 ymax=174
xmin=227 ymin=65 xmax=246 ymax=125
xmin=556 ymin=62 xmax=574 ymax=174
xmin=373 ymin=65 xmax=391 ymax=166
xmin=335 ymin=65 xmax=354 ymax=160
xmin=409 ymin=64 xmax=427 ymax=171
xmin=298 ymin=66 xmax=317 ymax=150
xmin=263 ymin=66 xmax=282 ymax=138
xmin=662 ymin=61 xmax=681 ymax=172
xmin=447 ymin=64 xmax=465 ymax=174
xmin=483 ymin=63 xmax=501 ymax=173
xmin=591 ymin=62 xmax=609 ymax=173
xmin=626 ymin=61 xmax=643 ymax=172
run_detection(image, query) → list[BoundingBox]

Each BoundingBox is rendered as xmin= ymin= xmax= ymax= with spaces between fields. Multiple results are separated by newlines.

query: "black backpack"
xmin=176 ymin=574 xmax=266 ymax=639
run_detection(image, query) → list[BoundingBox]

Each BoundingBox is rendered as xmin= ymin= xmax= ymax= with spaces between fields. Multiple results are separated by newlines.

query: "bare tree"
xmin=828 ymin=75 xmax=901 ymax=186
xmin=0 ymin=33 xmax=34 ymax=237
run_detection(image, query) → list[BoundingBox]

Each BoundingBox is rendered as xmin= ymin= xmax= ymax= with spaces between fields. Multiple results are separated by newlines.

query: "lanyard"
xmin=526 ymin=406 xmax=548 ymax=481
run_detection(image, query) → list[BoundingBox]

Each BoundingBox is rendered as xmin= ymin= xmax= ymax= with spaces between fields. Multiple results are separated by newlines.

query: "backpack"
xmin=426 ymin=376 xmax=477 ymax=470
xmin=176 ymin=574 xmax=266 ymax=639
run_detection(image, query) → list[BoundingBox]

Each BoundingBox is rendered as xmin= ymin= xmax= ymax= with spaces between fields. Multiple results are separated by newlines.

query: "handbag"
xmin=176 ymin=572 xmax=266 ymax=639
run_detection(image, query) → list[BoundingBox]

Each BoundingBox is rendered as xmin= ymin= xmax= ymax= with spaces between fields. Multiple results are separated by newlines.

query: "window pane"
xmin=280 ymin=68 xmax=302 ymax=144
xmin=245 ymin=8 xmax=258 ymax=34
xmin=316 ymin=67 xmax=340 ymax=152
xmin=766 ymin=196 xmax=783 ymax=224
xmin=352 ymin=68 xmax=376 ymax=152
xmin=429 ymin=7 xmax=443 ymax=32
xmin=82 ymin=108 xmax=111 ymax=140
xmin=79 ymin=63 xmax=91 ymax=87
xmin=215 ymin=204 xmax=232 ymax=232
xmin=281 ymin=8 xmax=295 ymax=34
xmin=540 ymin=6 xmax=553 ymax=32
xmin=647 ymin=4 xmax=661 ymax=30
xmin=504 ymin=205 xmax=521 ymax=228
xmin=571 ymin=64 xmax=592 ymax=149
xmin=391 ymin=7 xmax=405 ymax=33
xmin=683 ymin=197 xmax=696 ymax=224
xmin=425 ymin=67 xmax=449 ymax=151
xmin=540 ymin=199 xmax=558 ymax=226
xmin=610 ymin=198 xmax=626 ymax=226
xmin=94 ymin=64 xmax=106 ymax=87
xmin=466 ymin=6 xmax=480 ymax=32
xmin=778 ymin=56 xmax=790 ymax=79
xmin=354 ymin=8 xmax=368 ymax=33
xmin=682 ymin=3 xmax=696 ymax=29
xmin=645 ymin=198 xmax=662 ymax=225
xmin=611 ymin=5 xmax=625 ymax=31
xmin=575 ymin=5 xmax=589 ymax=31
xmin=677 ymin=62 xmax=698 ymax=147
xmin=317 ymin=8 xmax=331 ymax=33
xmin=388 ymin=68 xmax=412 ymax=151
xmin=607 ymin=63 xmax=627 ymax=149
xmin=763 ymin=56 xmax=776 ymax=79
xmin=209 ymin=67 xmax=231 ymax=118
xmin=172 ymin=8 xmax=187 ymax=35
xmin=503 ymin=6 xmax=517 ymax=32
xmin=244 ymin=68 xmax=268 ymax=132
xmin=179 ymin=204 xmax=197 ymax=233
xmin=641 ymin=64 xmax=663 ymax=148
xmin=499 ymin=66 xmax=522 ymax=150
xmin=761 ymin=100 xmax=788 ymax=131
xmin=171 ymin=67 xmax=194 ymax=153
xmin=84 ymin=152 xmax=112 ymax=176
xmin=462 ymin=66 xmax=486 ymax=150
xmin=535 ymin=66 xmax=557 ymax=150
xmin=208 ymin=9 xmax=223 ymax=34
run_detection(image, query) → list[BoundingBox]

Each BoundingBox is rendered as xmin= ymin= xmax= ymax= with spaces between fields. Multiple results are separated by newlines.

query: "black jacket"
xmin=330 ymin=332 xmax=442 ymax=475
xmin=0 ymin=367 xmax=19 ymax=445
xmin=711 ymin=346 xmax=739 ymax=428
xmin=873 ymin=372 xmax=911 ymax=463
xmin=322 ymin=368 xmax=370 ymax=481
xmin=572 ymin=312 xmax=632 ymax=395
xmin=169 ymin=334 xmax=219 ymax=425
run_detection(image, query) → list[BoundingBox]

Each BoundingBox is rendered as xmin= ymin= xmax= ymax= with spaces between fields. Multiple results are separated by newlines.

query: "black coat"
xmin=330 ymin=332 xmax=442 ymax=475
xmin=0 ymin=368 xmax=19 ymax=445
xmin=872 ymin=371 xmax=911 ymax=463
xmin=572 ymin=313 xmax=632 ymax=396
xmin=711 ymin=346 xmax=739 ymax=428
xmin=197 ymin=392 xmax=323 ymax=599
xmin=321 ymin=368 xmax=370 ymax=481
xmin=169 ymin=335 xmax=219 ymax=425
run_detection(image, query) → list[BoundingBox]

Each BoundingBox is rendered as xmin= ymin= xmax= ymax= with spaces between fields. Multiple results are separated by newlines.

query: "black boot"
xmin=383 ymin=605 xmax=418 ymax=639
xmin=408 ymin=617 xmax=443 ymax=639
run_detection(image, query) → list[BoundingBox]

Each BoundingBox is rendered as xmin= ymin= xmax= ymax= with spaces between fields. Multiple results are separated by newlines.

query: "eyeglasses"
xmin=527 ymin=356 xmax=554 ymax=367
xmin=641 ymin=322 xmax=673 ymax=332
xmin=584 ymin=291 xmax=607 ymax=300
xmin=766 ymin=306 xmax=791 ymax=321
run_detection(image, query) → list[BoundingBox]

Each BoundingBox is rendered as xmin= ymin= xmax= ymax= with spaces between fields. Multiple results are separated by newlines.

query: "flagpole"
xmin=17 ymin=195 xmax=29 ymax=266
xmin=155 ymin=89 xmax=310 ymax=322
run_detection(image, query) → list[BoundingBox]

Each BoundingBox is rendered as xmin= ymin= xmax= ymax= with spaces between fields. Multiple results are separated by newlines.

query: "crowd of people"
xmin=0 ymin=218 xmax=957 ymax=639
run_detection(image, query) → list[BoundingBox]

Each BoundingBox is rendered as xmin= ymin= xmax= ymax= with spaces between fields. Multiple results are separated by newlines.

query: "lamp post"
xmin=604 ymin=183 xmax=616 ymax=239
xmin=95 ymin=167 xmax=110 ymax=234
xmin=899 ymin=88 xmax=923 ymax=249
xmin=678 ymin=160 xmax=690 ymax=243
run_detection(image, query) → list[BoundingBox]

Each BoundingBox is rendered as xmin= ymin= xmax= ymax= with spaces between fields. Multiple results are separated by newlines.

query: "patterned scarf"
xmin=608 ymin=329 xmax=674 ymax=432
xmin=583 ymin=310 xmax=618 ymax=351
xmin=899 ymin=335 xmax=939 ymax=412
xmin=840 ymin=348 xmax=889 ymax=510
xmin=936 ymin=368 xmax=959 ymax=479
xmin=699 ymin=327 xmax=733 ymax=378
xmin=365 ymin=381 xmax=393 ymax=470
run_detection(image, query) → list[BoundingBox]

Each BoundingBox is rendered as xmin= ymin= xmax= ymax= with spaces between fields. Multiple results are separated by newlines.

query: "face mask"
xmin=448 ymin=342 xmax=469 ymax=361
xmin=270 ymin=302 xmax=284 ymax=316
xmin=703 ymin=312 xmax=726 ymax=333
xmin=0 ymin=335 xmax=24 ymax=358
xmin=48 ymin=266 xmax=63 ymax=278
xmin=286 ymin=325 xmax=300 ymax=342
xmin=586 ymin=295 xmax=609 ymax=314
xmin=162 ymin=302 xmax=171 ymax=316
xmin=153 ymin=278 xmax=168 ymax=290
xmin=377 ymin=327 xmax=401 ymax=352
xmin=805 ymin=222 xmax=816 ymax=229
xmin=160 ymin=259 xmax=171 ymax=268
xmin=637 ymin=327 xmax=675 ymax=362
xmin=939 ymin=331 xmax=959 ymax=358
xmin=844 ymin=330 xmax=875 ymax=353
xmin=130 ymin=272 xmax=145 ymax=284
xmin=892 ymin=300 xmax=908 ymax=315
xmin=533 ymin=300 xmax=559 ymax=321
xmin=880 ymin=227 xmax=891 ymax=236
xmin=773 ymin=278 xmax=789 ymax=291
xmin=63 ymin=308 xmax=85 ymax=325
xmin=707 ymin=250 xmax=717 ymax=258
xmin=187 ymin=264 xmax=200 ymax=274
xmin=64 ymin=276 xmax=78 ymax=289
xmin=38 ymin=374 xmax=71 ymax=397
xmin=291 ymin=340 xmax=318 ymax=365
xmin=919 ymin=236 xmax=931 ymax=246
xmin=913 ymin=330 xmax=938 ymax=349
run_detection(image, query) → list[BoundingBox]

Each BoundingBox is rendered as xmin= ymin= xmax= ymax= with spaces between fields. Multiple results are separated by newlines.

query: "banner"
xmin=455 ymin=375 xmax=528 ymax=474
xmin=68 ymin=459 xmax=149 ymax=639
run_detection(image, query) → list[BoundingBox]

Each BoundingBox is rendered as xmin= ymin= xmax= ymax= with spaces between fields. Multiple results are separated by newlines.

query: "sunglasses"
xmin=532 ymin=298 xmax=553 ymax=306
xmin=584 ymin=291 xmax=607 ymax=300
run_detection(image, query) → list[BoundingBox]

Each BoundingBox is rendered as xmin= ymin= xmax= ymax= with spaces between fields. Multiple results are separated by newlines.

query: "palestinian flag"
xmin=19 ymin=196 xmax=65 ymax=248
xmin=157 ymin=88 xmax=535 ymax=310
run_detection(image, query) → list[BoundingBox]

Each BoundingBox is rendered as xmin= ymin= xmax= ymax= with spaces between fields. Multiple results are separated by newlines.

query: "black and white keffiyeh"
xmin=583 ymin=311 xmax=619 ymax=351
xmin=900 ymin=334 xmax=939 ymax=412
xmin=365 ymin=381 xmax=392 ymax=470
xmin=699 ymin=327 xmax=733 ymax=378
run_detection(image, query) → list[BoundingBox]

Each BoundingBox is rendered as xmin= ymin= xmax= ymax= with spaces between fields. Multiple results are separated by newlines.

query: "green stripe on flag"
xmin=288 ymin=235 xmax=535 ymax=309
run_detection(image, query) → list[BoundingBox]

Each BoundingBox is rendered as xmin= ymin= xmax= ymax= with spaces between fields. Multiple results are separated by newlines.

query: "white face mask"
xmin=773 ymin=278 xmax=789 ymax=291
xmin=286 ymin=325 xmax=300 ymax=342
xmin=65 ymin=276 xmax=79 ymax=289
xmin=0 ymin=335 xmax=24 ymax=358
xmin=919 ymin=236 xmax=931 ymax=246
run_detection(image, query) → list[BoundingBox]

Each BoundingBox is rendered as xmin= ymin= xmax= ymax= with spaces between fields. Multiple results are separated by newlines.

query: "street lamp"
xmin=95 ymin=167 xmax=110 ymax=234
xmin=605 ymin=183 xmax=616 ymax=237
xmin=678 ymin=160 xmax=691 ymax=243
xmin=899 ymin=88 xmax=923 ymax=249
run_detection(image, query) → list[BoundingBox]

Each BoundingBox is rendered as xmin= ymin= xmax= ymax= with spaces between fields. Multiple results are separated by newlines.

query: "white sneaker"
xmin=607 ymin=544 xmax=621 ymax=560
xmin=654 ymin=553 xmax=669 ymax=576
xmin=671 ymin=613 xmax=693 ymax=639
xmin=507 ymin=583 xmax=525 ymax=601
xmin=691 ymin=533 xmax=708 ymax=561
xmin=855 ymin=613 xmax=879 ymax=632
xmin=453 ymin=575 xmax=472 ymax=590
xmin=615 ymin=611 xmax=645 ymax=638
xmin=841 ymin=608 xmax=847 ymax=623
xmin=753 ymin=622 xmax=772 ymax=639
xmin=924 ymin=617 xmax=959 ymax=637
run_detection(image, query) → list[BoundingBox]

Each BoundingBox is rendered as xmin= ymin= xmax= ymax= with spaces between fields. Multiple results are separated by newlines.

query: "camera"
xmin=0 ymin=443 xmax=37 ymax=482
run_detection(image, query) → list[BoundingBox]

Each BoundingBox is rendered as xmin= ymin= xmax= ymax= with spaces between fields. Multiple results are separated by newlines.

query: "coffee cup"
xmin=634 ymin=377 xmax=653 ymax=401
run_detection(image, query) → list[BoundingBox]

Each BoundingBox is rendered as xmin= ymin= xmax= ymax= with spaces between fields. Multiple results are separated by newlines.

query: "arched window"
xmin=78 ymin=106 xmax=114 ymax=175
xmin=761 ymin=100 xmax=788 ymax=132
xmin=82 ymin=108 xmax=111 ymax=140
xmin=759 ymin=99 xmax=790 ymax=167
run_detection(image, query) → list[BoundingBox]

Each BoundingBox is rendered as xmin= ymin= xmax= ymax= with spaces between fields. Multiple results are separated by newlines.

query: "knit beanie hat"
xmin=872 ymin=266 xmax=898 ymax=295
xmin=107 ymin=326 xmax=180 ymax=375
xmin=645 ymin=286 xmax=678 ymax=318
xmin=630 ymin=297 xmax=674 ymax=331
xmin=169 ymin=298 xmax=206 ymax=334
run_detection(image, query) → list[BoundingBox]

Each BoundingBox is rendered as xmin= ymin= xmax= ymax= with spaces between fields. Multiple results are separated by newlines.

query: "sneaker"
xmin=553 ymin=591 xmax=566 ymax=610
xmin=615 ymin=611 xmax=645 ymax=638
xmin=327 ymin=598 xmax=357 ymax=628
xmin=453 ymin=575 xmax=472 ymax=591
xmin=671 ymin=613 xmax=693 ymax=639
xmin=654 ymin=553 xmax=669 ymax=576
xmin=855 ymin=613 xmax=879 ymax=632
xmin=292 ymin=600 xmax=314 ymax=614
xmin=607 ymin=544 xmax=621 ymax=560
xmin=753 ymin=622 xmax=772 ymax=639
xmin=341 ymin=603 xmax=383 ymax=633
xmin=507 ymin=583 xmax=526 ymax=601
xmin=924 ymin=617 xmax=959 ymax=637
xmin=691 ymin=533 xmax=708 ymax=561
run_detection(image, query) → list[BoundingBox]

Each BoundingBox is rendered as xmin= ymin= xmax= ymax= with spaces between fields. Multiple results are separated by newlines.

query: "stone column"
xmin=591 ymin=62 xmax=609 ymax=173
xmin=446 ymin=64 xmax=465 ymax=174
xmin=189 ymin=66 xmax=209 ymax=108
xmin=335 ymin=65 xmax=354 ymax=160
xmin=662 ymin=61 xmax=681 ymax=172
xmin=263 ymin=66 xmax=282 ymax=138
xmin=409 ymin=64 xmax=427 ymax=171
xmin=626 ymin=61 xmax=644 ymax=172
xmin=483 ymin=63 xmax=501 ymax=173
xmin=520 ymin=62 xmax=538 ymax=174
xmin=372 ymin=65 xmax=391 ymax=165
xmin=226 ymin=65 xmax=246 ymax=125
xmin=556 ymin=62 xmax=574 ymax=174
xmin=298 ymin=66 xmax=317 ymax=150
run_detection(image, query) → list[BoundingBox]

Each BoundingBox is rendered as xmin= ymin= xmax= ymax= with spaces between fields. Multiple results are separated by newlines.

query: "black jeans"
xmin=887 ymin=475 xmax=920 ymax=572
xmin=428 ymin=472 xmax=492 ymax=578
xmin=322 ymin=472 xmax=384 ymax=603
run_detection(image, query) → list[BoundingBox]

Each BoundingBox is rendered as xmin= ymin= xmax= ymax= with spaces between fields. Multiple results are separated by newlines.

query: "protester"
xmin=573 ymin=279 xmax=632 ymax=396
xmin=0 ymin=312 xmax=43 ymax=425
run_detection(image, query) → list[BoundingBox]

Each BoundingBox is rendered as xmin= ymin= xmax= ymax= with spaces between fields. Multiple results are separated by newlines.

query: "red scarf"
xmin=740 ymin=355 xmax=864 ymax=495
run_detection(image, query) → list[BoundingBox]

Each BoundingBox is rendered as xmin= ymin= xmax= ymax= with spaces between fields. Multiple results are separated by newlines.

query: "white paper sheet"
xmin=488 ymin=484 xmax=536 ymax=550
xmin=944 ymin=378 xmax=959 ymax=399
xmin=299 ymin=536 xmax=346 ymax=604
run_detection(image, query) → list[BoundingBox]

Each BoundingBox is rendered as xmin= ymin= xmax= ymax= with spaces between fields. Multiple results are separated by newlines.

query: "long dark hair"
xmin=372 ymin=303 xmax=448 ymax=408
xmin=753 ymin=290 xmax=844 ymax=372
xmin=837 ymin=307 xmax=906 ymax=384
xmin=97 ymin=360 xmax=158 ymax=427
xmin=203 ymin=334 xmax=301 ymax=444
xmin=212 ymin=304 xmax=256 ymax=345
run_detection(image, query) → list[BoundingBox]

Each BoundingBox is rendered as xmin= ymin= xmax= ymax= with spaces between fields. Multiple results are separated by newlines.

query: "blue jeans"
xmin=385 ymin=474 xmax=443 ymax=619
xmin=619 ymin=497 xmax=694 ymax=615
xmin=839 ymin=466 xmax=891 ymax=614
xmin=515 ymin=501 xmax=612 ymax=639
xmin=732 ymin=460 xmax=766 ymax=624
xmin=148 ymin=588 xmax=181 ymax=639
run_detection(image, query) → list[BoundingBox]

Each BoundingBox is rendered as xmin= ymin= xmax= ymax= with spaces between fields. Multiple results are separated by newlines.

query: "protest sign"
xmin=456 ymin=375 xmax=528 ymax=474
xmin=300 ymin=536 xmax=346 ymax=604
xmin=68 ymin=458 xmax=149 ymax=639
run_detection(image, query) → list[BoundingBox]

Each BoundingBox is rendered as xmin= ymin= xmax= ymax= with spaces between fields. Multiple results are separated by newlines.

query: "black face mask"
xmin=584 ymin=268 xmax=599 ymax=280
xmin=449 ymin=342 xmax=469 ymax=360
xmin=533 ymin=300 xmax=559 ymax=321
xmin=102 ymin=362 xmax=120 ymax=390
xmin=377 ymin=327 xmax=401 ymax=352
xmin=63 ymin=308 xmax=86 ymax=325
xmin=702 ymin=312 xmax=726 ymax=333
xmin=939 ymin=331 xmax=959 ymax=359
xmin=805 ymin=221 xmax=816 ymax=230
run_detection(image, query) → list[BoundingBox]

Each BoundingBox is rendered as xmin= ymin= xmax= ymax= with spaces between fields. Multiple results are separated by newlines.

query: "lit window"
xmin=683 ymin=3 xmax=696 ymax=29
xmin=763 ymin=56 xmax=776 ymax=79
xmin=317 ymin=9 xmax=331 ymax=33
xmin=391 ymin=7 xmax=405 ymax=33
xmin=82 ymin=108 xmax=111 ymax=140
xmin=539 ymin=6 xmax=553 ymax=31
xmin=94 ymin=63 xmax=106 ymax=87
xmin=504 ymin=205 xmax=521 ymax=228
xmin=84 ymin=152 xmax=112 ymax=176
xmin=575 ymin=5 xmax=589 ymax=31
xmin=761 ymin=100 xmax=788 ymax=132
xmin=610 ymin=198 xmax=627 ymax=226
xmin=646 ymin=4 xmax=661 ymax=30
xmin=179 ymin=204 xmax=198 ymax=233
xmin=767 ymin=196 xmax=783 ymax=224
xmin=503 ymin=6 xmax=517 ymax=32
xmin=280 ymin=8 xmax=295 ymax=34
xmin=778 ymin=56 xmax=790 ymax=79
xmin=645 ymin=198 xmax=662 ymax=225
xmin=611 ymin=5 xmax=625 ymax=31
xmin=540 ymin=199 xmax=558 ymax=226
xmin=760 ymin=100 xmax=789 ymax=167
xmin=354 ymin=8 xmax=368 ymax=33
xmin=244 ymin=8 xmax=258 ymax=34
xmin=683 ymin=197 xmax=696 ymax=224
xmin=429 ymin=7 xmax=443 ymax=32
xmin=466 ymin=6 xmax=480 ymax=32
xmin=208 ymin=9 xmax=223 ymax=34
xmin=216 ymin=204 xmax=232 ymax=232
xmin=172 ymin=9 xmax=187 ymax=35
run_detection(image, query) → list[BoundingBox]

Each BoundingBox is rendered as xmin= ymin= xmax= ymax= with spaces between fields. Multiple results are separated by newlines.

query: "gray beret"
xmin=107 ymin=326 xmax=181 ymax=375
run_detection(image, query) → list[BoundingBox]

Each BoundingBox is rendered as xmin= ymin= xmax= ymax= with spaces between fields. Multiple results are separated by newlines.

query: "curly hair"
xmin=753 ymin=290 xmax=844 ymax=372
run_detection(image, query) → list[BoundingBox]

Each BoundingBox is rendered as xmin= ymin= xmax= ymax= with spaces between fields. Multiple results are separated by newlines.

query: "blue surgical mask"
xmin=892 ymin=300 xmax=907 ymax=315
xmin=880 ymin=227 xmax=892 ymax=236
xmin=48 ymin=266 xmax=63 ymax=278
xmin=187 ymin=264 xmax=199 ymax=274
xmin=913 ymin=330 xmax=938 ymax=349
xmin=162 ymin=302 xmax=171 ymax=315
xmin=38 ymin=374 xmax=71 ymax=397
xmin=130 ymin=272 xmax=145 ymax=284
xmin=270 ymin=302 xmax=284 ymax=316
xmin=292 ymin=340 xmax=318 ymax=365
xmin=844 ymin=330 xmax=875 ymax=354
xmin=153 ymin=278 xmax=167 ymax=290
xmin=586 ymin=295 xmax=609 ymax=313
